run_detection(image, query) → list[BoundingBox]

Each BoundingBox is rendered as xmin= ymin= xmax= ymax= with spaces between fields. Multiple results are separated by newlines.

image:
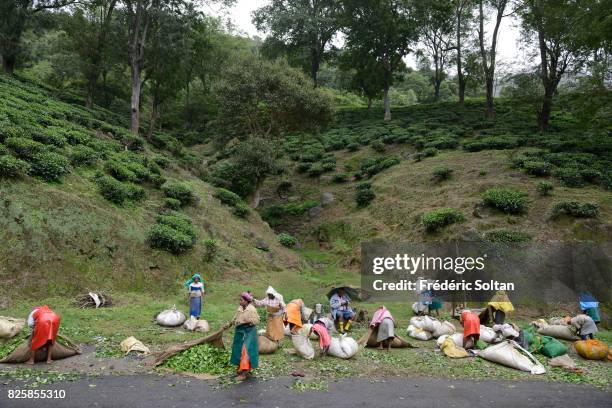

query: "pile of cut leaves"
xmin=0 ymin=331 xmax=31 ymax=360
xmin=160 ymin=344 xmax=233 ymax=375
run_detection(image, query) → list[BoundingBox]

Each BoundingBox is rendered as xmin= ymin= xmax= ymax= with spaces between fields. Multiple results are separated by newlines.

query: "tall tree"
xmin=342 ymin=0 xmax=416 ymax=120
xmin=411 ymin=0 xmax=455 ymax=102
xmin=521 ymin=0 xmax=593 ymax=131
xmin=252 ymin=0 xmax=342 ymax=87
xmin=452 ymin=0 xmax=475 ymax=104
xmin=476 ymin=0 xmax=511 ymax=118
xmin=0 ymin=0 xmax=75 ymax=74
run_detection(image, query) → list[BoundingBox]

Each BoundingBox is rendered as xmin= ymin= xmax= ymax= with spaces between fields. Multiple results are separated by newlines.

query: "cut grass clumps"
xmin=483 ymin=229 xmax=532 ymax=243
xmin=481 ymin=187 xmax=529 ymax=214
xmin=355 ymin=183 xmax=375 ymax=208
xmin=162 ymin=182 xmax=195 ymax=207
xmin=0 ymin=155 xmax=30 ymax=178
xmin=550 ymin=202 xmax=599 ymax=219
xmin=432 ymin=166 xmax=453 ymax=182
xmin=148 ymin=212 xmax=197 ymax=254
xmin=278 ymin=232 xmax=298 ymax=248
xmin=94 ymin=174 xmax=146 ymax=205
xmin=537 ymin=181 xmax=554 ymax=196
xmin=422 ymin=208 xmax=465 ymax=232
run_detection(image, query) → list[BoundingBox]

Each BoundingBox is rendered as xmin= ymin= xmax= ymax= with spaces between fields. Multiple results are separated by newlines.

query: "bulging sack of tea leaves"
xmin=1 ymin=338 xmax=81 ymax=364
xmin=574 ymin=339 xmax=608 ymax=361
xmin=480 ymin=325 xmax=499 ymax=343
xmin=0 ymin=316 xmax=25 ymax=339
xmin=432 ymin=321 xmax=456 ymax=338
xmin=437 ymin=333 xmax=464 ymax=348
xmin=407 ymin=325 xmax=433 ymax=341
xmin=183 ymin=316 xmax=210 ymax=333
xmin=327 ymin=335 xmax=358 ymax=359
xmin=477 ymin=340 xmax=546 ymax=375
xmin=409 ymin=316 xmax=439 ymax=333
xmin=258 ymin=334 xmax=278 ymax=355
xmin=292 ymin=333 xmax=315 ymax=360
xmin=156 ymin=305 xmax=186 ymax=327
xmin=537 ymin=324 xmax=579 ymax=341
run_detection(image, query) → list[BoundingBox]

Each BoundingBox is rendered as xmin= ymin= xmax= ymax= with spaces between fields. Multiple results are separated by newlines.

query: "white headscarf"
xmin=266 ymin=286 xmax=285 ymax=305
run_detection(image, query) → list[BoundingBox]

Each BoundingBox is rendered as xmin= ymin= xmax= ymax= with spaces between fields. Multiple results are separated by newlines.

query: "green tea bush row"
xmin=481 ymin=187 xmax=529 ymax=214
xmin=550 ymin=201 xmax=599 ymax=219
xmin=422 ymin=208 xmax=465 ymax=232
xmin=483 ymin=229 xmax=532 ymax=243
xmin=148 ymin=212 xmax=197 ymax=254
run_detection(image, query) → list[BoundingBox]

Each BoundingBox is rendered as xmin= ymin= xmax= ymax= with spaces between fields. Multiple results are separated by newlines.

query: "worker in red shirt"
xmin=26 ymin=305 xmax=61 ymax=364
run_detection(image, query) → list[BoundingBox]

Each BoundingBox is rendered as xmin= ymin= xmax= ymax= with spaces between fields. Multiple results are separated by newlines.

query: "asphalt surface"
xmin=1 ymin=374 xmax=610 ymax=408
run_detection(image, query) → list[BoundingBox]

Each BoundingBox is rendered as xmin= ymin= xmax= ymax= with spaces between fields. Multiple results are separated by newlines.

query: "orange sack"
xmin=30 ymin=306 xmax=61 ymax=351
xmin=574 ymin=339 xmax=608 ymax=361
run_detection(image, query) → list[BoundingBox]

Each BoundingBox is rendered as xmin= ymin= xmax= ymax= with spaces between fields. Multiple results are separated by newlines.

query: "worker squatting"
xmin=372 ymin=279 xmax=515 ymax=292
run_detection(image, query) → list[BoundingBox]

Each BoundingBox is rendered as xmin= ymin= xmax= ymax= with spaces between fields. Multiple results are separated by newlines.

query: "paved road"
xmin=0 ymin=374 xmax=610 ymax=408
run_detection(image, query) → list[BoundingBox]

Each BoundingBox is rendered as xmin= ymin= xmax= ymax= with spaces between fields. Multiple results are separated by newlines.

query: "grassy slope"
xmin=0 ymin=76 xmax=299 ymax=301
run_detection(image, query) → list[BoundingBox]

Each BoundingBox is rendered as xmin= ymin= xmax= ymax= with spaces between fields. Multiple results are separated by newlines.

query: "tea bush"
xmin=278 ymin=232 xmax=298 ymax=248
xmin=0 ymin=154 xmax=30 ymax=178
xmin=355 ymin=183 xmax=375 ymax=208
xmin=537 ymin=181 xmax=554 ymax=196
xmin=162 ymin=182 xmax=194 ymax=206
xmin=481 ymin=187 xmax=529 ymax=214
xmin=30 ymin=151 xmax=71 ymax=182
xmin=550 ymin=201 xmax=599 ymax=219
xmin=422 ymin=208 xmax=465 ymax=232
xmin=483 ymin=229 xmax=532 ymax=243
xmin=432 ymin=166 xmax=453 ymax=181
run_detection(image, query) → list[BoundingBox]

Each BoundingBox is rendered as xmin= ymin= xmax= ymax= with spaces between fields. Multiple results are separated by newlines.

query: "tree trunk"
xmin=85 ymin=66 xmax=98 ymax=108
xmin=251 ymin=180 xmax=263 ymax=209
xmin=485 ymin=76 xmax=495 ymax=118
xmin=311 ymin=48 xmax=319 ymax=88
xmin=538 ymin=85 xmax=554 ymax=132
xmin=1 ymin=53 xmax=16 ymax=75
xmin=146 ymin=96 xmax=159 ymax=141
xmin=458 ymin=77 xmax=466 ymax=104
xmin=433 ymin=79 xmax=441 ymax=102
xmin=367 ymin=97 xmax=372 ymax=110
xmin=130 ymin=61 xmax=141 ymax=135
xmin=383 ymin=70 xmax=391 ymax=121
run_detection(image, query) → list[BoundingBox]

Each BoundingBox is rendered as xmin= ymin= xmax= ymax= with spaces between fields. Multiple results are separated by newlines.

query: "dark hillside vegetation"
xmin=0 ymin=75 xmax=298 ymax=299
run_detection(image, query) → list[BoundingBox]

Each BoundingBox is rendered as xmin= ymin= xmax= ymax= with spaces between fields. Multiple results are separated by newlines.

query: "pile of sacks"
xmin=437 ymin=323 xmax=519 ymax=348
xmin=291 ymin=326 xmax=358 ymax=360
xmin=532 ymin=319 xmax=579 ymax=341
xmin=407 ymin=316 xmax=455 ymax=340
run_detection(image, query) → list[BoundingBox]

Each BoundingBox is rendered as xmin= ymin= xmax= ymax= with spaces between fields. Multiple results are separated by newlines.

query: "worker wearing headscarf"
xmin=254 ymin=286 xmax=285 ymax=341
xmin=230 ymin=292 xmax=260 ymax=381
xmin=460 ymin=310 xmax=480 ymax=350
xmin=26 ymin=305 xmax=61 ymax=365
xmin=486 ymin=290 xmax=514 ymax=325
xmin=370 ymin=305 xmax=396 ymax=350
xmin=184 ymin=273 xmax=205 ymax=319
xmin=284 ymin=299 xmax=306 ymax=335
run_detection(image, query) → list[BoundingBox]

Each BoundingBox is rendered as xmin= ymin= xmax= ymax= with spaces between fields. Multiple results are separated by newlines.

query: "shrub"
xmin=104 ymin=160 xmax=136 ymax=182
xmin=70 ymin=145 xmax=98 ymax=166
xmin=360 ymin=156 xmax=400 ymax=177
xmin=332 ymin=173 xmax=348 ymax=183
xmin=65 ymin=130 xmax=90 ymax=145
xmin=536 ymin=181 xmax=554 ymax=196
xmin=483 ymin=229 xmax=532 ymax=243
xmin=296 ymin=162 xmax=311 ymax=173
xmin=30 ymin=151 xmax=71 ymax=182
xmin=215 ymin=188 xmax=241 ymax=206
xmin=5 ymin=137 xmax=45 ymax=159
xmin=162 ymin=182 xmax=194 ymax=206
xmin=0 ymin=144 xmax=7 ymax=155
xmin=552 ymin=168 xmax=585 ymax=187
xmin=233 ymin=202 xmax=250 ymax=218
xmin=94 ymin=174 xmax=145 ymax=204
xmin=148 ymin=224 xmax=196 ymax=254
xmin=481 ymin=187 xmax=528 ymax=214
xmin=347 ymin=142 xmax=359 ymax=152
xmin=164 ymin=197 xmax=182 ymax=210
xmin=153 ymin=154 xmax=170 ymax=168
xmin=355 ymin=186 xmax=375 ymax=208
xmin=149 ymin=173 xmax=167 ymax=189
xmin=415 ymin=147 xmax=438 ymax=161
xmin=550 ymin=202 xmax=599 ymax=219
xmin=356 ymin=182 xmax=372 ymax=191
xmin=203 ymin=238 xmax=218 ymax=262
xmin=463 ymin=137 xmax=519 ymax=152
xmin=0 ymin=155 xmax=30 ymax=178
xmin=32 ymin=129 xmax=66 ymax=147
xmin=307 ymin=163 xmax=324 ymax=177
xmin=424 ymin=136 xmax=459 ymax=150
xmin=422 ymin=208 xmax=465 ymax=232
xmin=433 ymin=166 xmax=453 ymax=181
xmin=278 ymin=232 xmax=298 ymax=248
xmin=523 ymin=161 xmax=551 ymax=177
xmin=371 ymin=140 xmax=386 ymax=152
xmin=321 ymin=161 xmax=336 ymax=172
